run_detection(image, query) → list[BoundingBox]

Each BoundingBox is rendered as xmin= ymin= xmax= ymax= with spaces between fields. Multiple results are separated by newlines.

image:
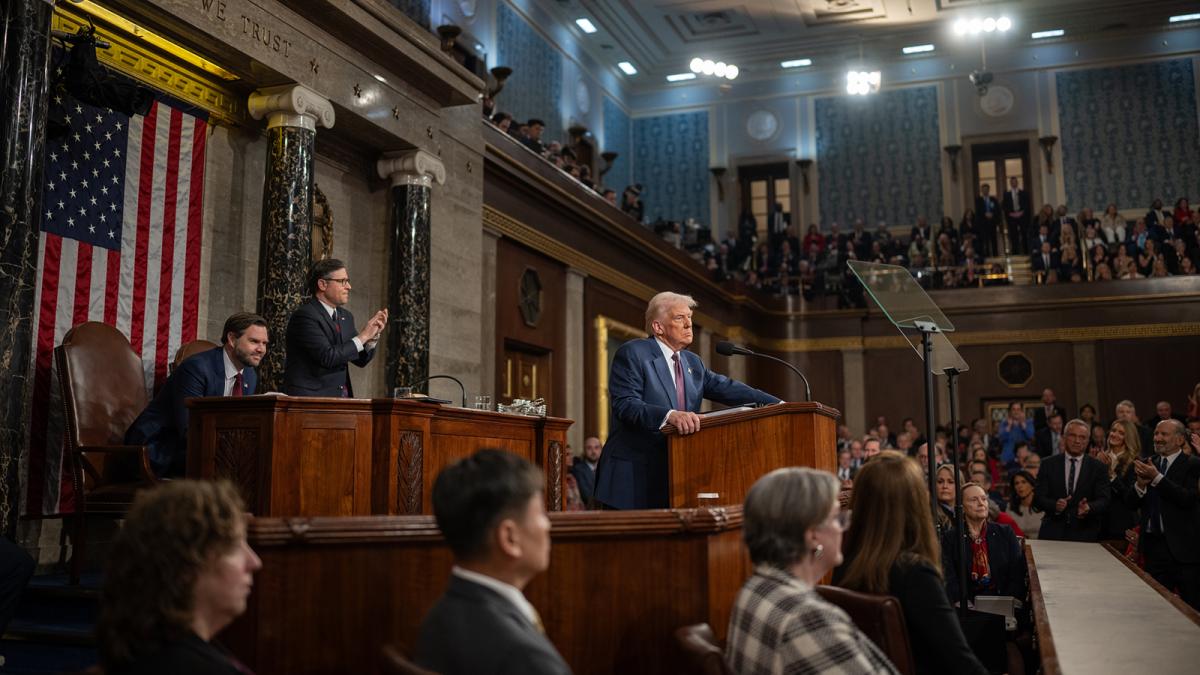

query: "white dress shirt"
xmin=1135 ymin=450 xmax=1182 ymax=496
xmin=318 ymin=298 xmax=368 ymax=352
xmin=221 ymin=348 xmax=243 ymax=396
xmin=451 ymin=566 xmax=539 ymax=628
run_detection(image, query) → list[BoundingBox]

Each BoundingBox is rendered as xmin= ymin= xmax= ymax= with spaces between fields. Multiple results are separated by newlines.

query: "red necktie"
xmin=672 ymin=353 xmax=686 ymax=410
xmin=232 ymin=371 xmax=243 ymax=397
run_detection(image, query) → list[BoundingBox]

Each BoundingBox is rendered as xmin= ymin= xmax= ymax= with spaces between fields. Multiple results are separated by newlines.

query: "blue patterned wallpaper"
xmin=603 ymin=96 xmax=631 ymax=191
xmin=1057 ymin=59 xmax=1199 ymax=210
xmin=815 ymin=86 xmax=942 ymax=226
xmin=496 ymin=3 xmax=564 ymax=143
xmin=633 ymin=110 xmax=710 ymax=225
xmin=387 ymin=0 xmax=430 ymax=30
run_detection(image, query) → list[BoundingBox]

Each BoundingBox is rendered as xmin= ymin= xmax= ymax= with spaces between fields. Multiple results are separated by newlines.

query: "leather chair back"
xmin=380 ymin=644 xmax=439 ymax=675
xmin=55 ymin=322 xmax=148 ymax=485
xmin=815 ymin=585 xmax=917 ymax=675
xmin=173 ymin=339 xmax=218 ymax=373
xmin=674 ymin=623 xmax=732 ymax=675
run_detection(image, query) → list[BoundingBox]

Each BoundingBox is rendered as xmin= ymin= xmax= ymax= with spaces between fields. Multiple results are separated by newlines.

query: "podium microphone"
xmin=715 ymin=341 xmax=811 ymax=402
xmin=401 ymin=374 xmax=467 ymax=408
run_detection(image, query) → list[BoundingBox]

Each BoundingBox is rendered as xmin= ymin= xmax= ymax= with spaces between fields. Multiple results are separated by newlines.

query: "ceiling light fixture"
xmin=1169 ymin=13 xmax=1200 ymax=23
xmin=618 ymin=61 xmax=637 ymax=75
xmin=1031 ymin=29 xmax=1065 ymax=39
xmin=689 ymin=57 xmax=704 ymax=73
xmin=781 ymin=58 xmax=812 ymax=68
xmin=689 ymin=57 xmax=739 ymax=80
xmin=846 ymin=70 xmax=881 ymax=96
xmin=575 ymin=18 xmax=597 ymax=34
xmin=954 ymin=15 xmax=1012 ymax=36
xmin=666 ymin=73 xmax=697 ymax=82
xmin=902 ymin=44 xmax=935 ymax=54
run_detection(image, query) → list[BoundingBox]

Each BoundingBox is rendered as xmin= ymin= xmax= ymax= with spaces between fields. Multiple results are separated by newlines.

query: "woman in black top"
xmin=98 ymin=480 xmax=262 ymax=675
xmin=836 ymin=451 xmax=987 ymax=675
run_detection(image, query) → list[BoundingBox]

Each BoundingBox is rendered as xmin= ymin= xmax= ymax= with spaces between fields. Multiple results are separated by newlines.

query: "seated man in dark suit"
xmin=125 ymin=313 xmax=267 ymax=476
xmin=593 ymin=292 xmax=780 ymax=509
xmin=1035 ymin=413 xmax=1065 ymax=458
xmin=1030 ymin=241 xmax=1059 ymax=279
xmin=1032 ymin=388 xmax=1067 ymax=432
xmin=569 ymin=436 xmax=602 ymax=506
xmin=416 ymin=450 xmax=571 ymax=675
xmin=1127 ymin=419 xmax=1200 ymax=610
xmin=1034 ymin=418 xmax=1111 ymax=541
xmin=283 ymin=258 xmax=387 ymax=397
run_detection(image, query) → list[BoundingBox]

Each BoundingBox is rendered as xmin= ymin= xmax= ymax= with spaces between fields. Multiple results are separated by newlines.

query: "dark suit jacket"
xmin=125 ymin=347 xmax=255 ymax=477
xmin=885 ymin=560 xmax=988 ymax=675
xmin=283 ymin=298 xmax=374 ymax=397
xmin=1124 ymin=453 xmax=1200 ymax=564
xmin=941 ymin=522 xmax=1026 ymax=602
xmin=1002 ymin=189 xmax=1028 ymax=222
xmin=1034 ymin=427 xmax=1063 ymax=458
xmin=1030 ymin=251 xmax=1059 ymax=274
xmin=974 ymin=196 xmax=998 ymax=228
xmin=1101 ymin=464 xmax=1140 ymax=541
xmin=1034 ymin=453 xmax=1111 ymax=541
xmin=1032 ymin=404 xmax=1067 ymax=432
xmin=569 ymin=461 xmax=597 ymax=504
xmin=592 ymin=337 xmax=780 ymax=509
xmin=415 ymin=575 xmax=571 ymax=675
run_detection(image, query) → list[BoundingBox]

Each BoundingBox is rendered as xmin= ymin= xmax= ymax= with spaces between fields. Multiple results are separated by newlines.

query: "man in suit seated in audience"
xmin=416 ymin=450 xmax=571 ymax=674
xmin=570 ymin=436 xmax=602 ymax=506
xmin=1034 ymin=418 xmax=1110 ymax=541
xmin=1151 ymin=400 xmax=1188 ymax=428
xmin=1033 ymin=388 xmax=1067 ymax=432
xmin=283 ymin=258 xmax=387 ymax=397
xmin=125 ymin=312 xmax=268 ymax=477
xmin=1035 ymin=412 xmax=1065 ymax=458
xmin=1031 ymin=241 xmax=1059 ymax=280
xmin=1127 ymin=419 xmax=1200 ymax=610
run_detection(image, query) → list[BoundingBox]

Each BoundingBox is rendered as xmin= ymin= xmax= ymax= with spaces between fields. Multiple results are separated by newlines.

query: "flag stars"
xmin=91 ymin=169 xmax=99 ymax=178
xmin=78 ymin=207 xmax=86 ymax=216
xmin=108 ymin=230 xmax=115 ymax=239
xmin=113 ymin=149 xmax=121 ymax=158
xmin=67 ymin=217 xmax=75 ymax=227
xmin=90 ymin=196 xmax=97 ymax=206
xmin=93 ymin=142 xmax=101 ymax=151
xmin=82 ymin=151 xmax=90 ymax=160
xmin=68 ymin=188 xmax=77 ymax=199
xmin=70 ymin=161 xmax=79 ymax=170
xmin=57 ymin=200 xmax=65 ymax=210
xmin=81 ymin=179 xmax=89 ymax=189
xmin=73 ymin=133 xmax=81 ymax=142
xmin=99 ymin=213 xmax=107 ymax=224
xmin=102 ymin=159 xmax=111 ymax=168
xmin=111 ymin=175 xmax=118 ymax=184
xmin=85 ymin=123 xmax=93 ymax=133
xmin=49 ymin=152 xmax=58 ymax=162
xmin=94 ymin=114 xmax=103 ymax=124
xmin=59 ymin=171 xmax=67 ymax=181
xmin=104 ymin=132 xmax=112 ymax=141
xmin=114 ymin=122 xmax=123 ymax=131
xmin=100 ymin=186 xmax=109 ymax=195
xmin=65 ymin=114 xmax=72 ymax=124
xmin=109 ymin=203 xmax=117 ymax=211
xmin=89 ymin=225 xmax=96 ymax=234
xmin=45 ymin=210 xmax=52 ymax=220
xmin=48 ymin=181 xmax=56 ymax=191
xmin=74 ymin=104 xmax=82 ymax=114
xmin=53 ymin=95 xmax=62 ymax=105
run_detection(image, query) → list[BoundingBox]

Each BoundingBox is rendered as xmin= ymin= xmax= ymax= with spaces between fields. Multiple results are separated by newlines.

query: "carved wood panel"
xmin=396 ymin=430 xmax=423 ymax=515
xmin=215 ymin=428 xmax=260 ymax=508
xmin=547 ymin=440 xmax=563 ymax=512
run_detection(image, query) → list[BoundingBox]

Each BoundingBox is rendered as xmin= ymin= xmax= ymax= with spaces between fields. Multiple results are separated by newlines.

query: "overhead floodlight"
xmin=902 ymin=44 xmax=935 ymax=54
xmin=689 ymin=57 xmax=704 ymax=73
xmin=1031 ymin=29 xmax=1065 ymax=39
xmin=667 ymin=73 xmax=697 ymax=82
xmin=983 ymin=17 xmax=997 ymax=32
xmin=968 ymin=18 xmax=983 ymax=34
xmin=953 ymin=19 xmax=968 ymax=35
xmin=714 ymin=61 xmax=728 ymax=77
xmin=373 ymin=73 xmax=387 ymax=83
xmin=1169 ymin=13 xmax=1200 ymax=22
xmin=702 ymin=59 xmax=715 ymax=75
xmin=725 ymin=65 xmax=739 ymax=80
xmin=997 ymin=17 xmax=1012 ymax=32
xmin=781 ymin=58 xmax=812 ymax=68
xmin=575 ymin=18 xmax=597 ymax=33
xmin=846 ymin=70 xmax=881 ymax=96
xmin=618 ymin=61 xmax=637 ymax=75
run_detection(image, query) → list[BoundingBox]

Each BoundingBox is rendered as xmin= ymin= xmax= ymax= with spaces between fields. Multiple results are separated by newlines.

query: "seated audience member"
xmin=1152 ymin=400 xmax=1188 ymax=427
xmin=1099 ymin=203 xmax=1126 ymax=244
xmin=998 ymin=402 xmax=1035 ymax=465
xmin=126 ymin=313 xmax=267 ymax=477
xmin=522 ymin=118 xmax=546 ymax=154
xmin=1035 ymin=419 xmax=1111 ymax=541
xmin=1079 ymin=403 xmax=1099 ymax=428
xmin=97 ymin=481 xmax=261 ymax=675
xmin=934 ymin=462 xmax=961 ymax=527
xmin=1022 ymin=453 xmax=1041 ymax=478
xmin=1095 ymin=420 xmax=1141 ymax=542
xmin=1115 ymin=399 xmax=1155 ymax=456
xmin=1127 ymin=420 xmax=1200 ymax=610
xmin=570 ymin=437 xmax=601 ymax=506
xmin=836 ymin=451 xmax=987 ymax=675
xmin=972 ymin=468 xmax=1007 ymax=512
xmin=1004 ymin=471 xmax=1042 ymax=539
xmin=416 ymin=450 xmax=571 ymax=675
xmin=1035 ymin=413 xmax=1065 ymax=458
xmin=725 ymin=468 xmax=898 ymax=675
xmin=490 ymin=112 xmax=512 ymax=132
xmin=836 ymin=449 xmax=855 ymax=482
xmin=942 ymin=484 xmax=1026 ymax=603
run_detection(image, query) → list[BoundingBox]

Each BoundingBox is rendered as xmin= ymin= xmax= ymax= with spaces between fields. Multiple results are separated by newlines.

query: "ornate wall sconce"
xmin=600 ymin=151 xmax=618 ymax=177
xmin=488 ymin=66 xmax=513 ymax=99
xmin=710 ymin=167 xmax=727 ymax=201
xmin=943 ymin=145 xmax=962 ymax=182
xmin=1038 ymin=135 xmax=1058 ymax=173
xmin=795 ymin=158 xmax=814 ymax=194
xmin=436 ymin=25 xmax=462 ymax=53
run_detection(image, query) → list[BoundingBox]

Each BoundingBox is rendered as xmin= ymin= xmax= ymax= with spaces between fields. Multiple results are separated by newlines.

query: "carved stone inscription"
xmin=200 ymin=0 xmax=294 ymax=58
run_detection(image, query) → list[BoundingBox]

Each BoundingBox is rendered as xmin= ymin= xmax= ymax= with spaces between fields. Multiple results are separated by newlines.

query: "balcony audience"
xmin=836 ymin=451 xmax=988 ymax=675
xmin=97 ymin=480 xmax=261 ymax=675
xmin=725 ymin=467 xmax=898 ymax=674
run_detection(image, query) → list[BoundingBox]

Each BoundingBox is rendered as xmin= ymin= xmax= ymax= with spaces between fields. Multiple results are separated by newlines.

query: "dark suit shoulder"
xmin=113 ymin=634 xmax=241 ymax=675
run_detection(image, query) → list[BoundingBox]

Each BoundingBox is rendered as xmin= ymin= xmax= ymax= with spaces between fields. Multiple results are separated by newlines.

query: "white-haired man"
xmin=593 ymin=292 xmax=780 ymax=509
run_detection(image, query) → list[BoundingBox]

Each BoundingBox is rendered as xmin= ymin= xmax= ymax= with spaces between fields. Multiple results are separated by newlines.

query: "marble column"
xmin=563 ymin=268 xmax=587 ymax=451
xmin=377 ymin=150 xmax=446 ymax=393
xmin=479 ymin=228 xmax=500 ymax=400
xmin=0 ymin=0 xmax=52 ymax=535
xmin=248 ymin=85 xmax=335 ymax=391
xmin=841 ymin=347 xmax=866 ymax=435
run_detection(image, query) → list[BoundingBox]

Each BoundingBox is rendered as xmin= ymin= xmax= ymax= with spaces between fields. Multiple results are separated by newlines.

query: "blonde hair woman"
xmin=1095 ymin=419 xmax=1141 ymax=541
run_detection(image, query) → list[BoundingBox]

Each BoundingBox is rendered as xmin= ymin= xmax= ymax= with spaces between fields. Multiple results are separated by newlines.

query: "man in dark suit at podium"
xmin=283 ymin=258 xmax=388 ymax=397
xmin=1034 ymin=418 xmax=1110 ymax=541
xmin=592 ymin=292 xmax=780 ymax=510
xmin=125 ymin=312 xmax=267 ymax=476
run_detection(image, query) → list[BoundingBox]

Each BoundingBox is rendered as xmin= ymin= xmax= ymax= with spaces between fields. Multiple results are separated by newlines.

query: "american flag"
xmin=24 ymin=87 xmax=207 ymax=516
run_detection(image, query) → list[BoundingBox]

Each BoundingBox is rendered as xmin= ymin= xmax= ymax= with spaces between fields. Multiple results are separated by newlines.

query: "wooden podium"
xmin=187 ymin=396 xmax=572 ymax=517
xmin=664 ymin=402 xmax=840 ymax=508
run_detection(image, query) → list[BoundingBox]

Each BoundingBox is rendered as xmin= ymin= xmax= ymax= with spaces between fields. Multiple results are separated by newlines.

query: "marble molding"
xmin=377 ymin=151 xmax=445 ymax=393
xmin=0 ymin=0 xmax=52 ymax=533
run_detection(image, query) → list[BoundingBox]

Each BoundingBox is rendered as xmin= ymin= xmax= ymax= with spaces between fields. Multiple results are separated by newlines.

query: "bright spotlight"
xmin=983 ymin=17 xmax=996 ymax=32
xmin=726 ymin=65 xmax=739 ymax=80
xmin=969 ymin=18 xmax=983 ymax=34
xmin=690 ymin=58 xmax=703 ymax=73
xmin=714 ymin=61 xmax=728 ymax=77
xmin=575 ymin=18 xmax=598 ymax=34
xmin=702 ymin=59 xmax=715 ymax=75
xmin=953 ymin=19 xmax=968 ymax=35
xmin=618 ymin=61 xmax=637 ymax=75
xmin=846 ymin=71 xmax=880 ymax=95
xmin=997 ymin=17 xmax=1012 ymax=32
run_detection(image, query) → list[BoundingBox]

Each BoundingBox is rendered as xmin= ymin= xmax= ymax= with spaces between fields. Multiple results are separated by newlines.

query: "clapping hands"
xmin=358 ymin=308 xmax=389 ymax=344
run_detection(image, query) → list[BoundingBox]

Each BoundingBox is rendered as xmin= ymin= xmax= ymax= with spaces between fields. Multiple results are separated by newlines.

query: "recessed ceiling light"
xmin=902 ymin=44 xmax=935 ymax=54
xmin=1169 ymin=13 xmax=1200 ymax=23
xmin=373 ymin=73 xmax=387 ymax=83
xmin=1031 ymin=29 xmax=1065 ymax=39
xmin=781 ymin=59 xmax=812 ymax=68
xmin=618 ymin=61 xmax=637 ymax=75
xmin=667 ymin=73 xmax=697 ymax=82
xmin=575 ymin=18 xmax=597 ymax=33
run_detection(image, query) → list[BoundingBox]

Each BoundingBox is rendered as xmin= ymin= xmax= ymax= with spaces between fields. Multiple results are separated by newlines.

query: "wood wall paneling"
xmin=583 ymin=278 xmax=649 ymax=440
xmin=955 ymin=343 xmax=1077 ymax=424
xmin=496 ymin=238 xmax=568 ymax=414
xmin=749 ymin=349 xmax=844 ymax=413
xmin=1096 ymin=337 xmax=1200 ymax=425
xmin=862 ymin=348 xmax=939 ymax=435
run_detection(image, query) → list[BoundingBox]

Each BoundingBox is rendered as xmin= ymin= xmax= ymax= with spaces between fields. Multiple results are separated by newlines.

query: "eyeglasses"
xmin=323 ymin=277 xmax=351 ymax=286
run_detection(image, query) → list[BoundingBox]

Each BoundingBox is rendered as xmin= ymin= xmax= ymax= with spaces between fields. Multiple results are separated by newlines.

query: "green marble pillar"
xmin=248 ymin=85 xmax=335 ymax=391
xmin=0 ymin=0 xmax=52 ymax=533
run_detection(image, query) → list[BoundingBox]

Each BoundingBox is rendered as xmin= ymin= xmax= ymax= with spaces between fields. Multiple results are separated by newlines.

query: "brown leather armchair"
xmin=674 ymin=623 xmax=732 ymax=675
xmin=55 ymin=322 xmax=159 ymax=584
xmin=171 ymin=339 xmax=218 ymax=374
xmin=815 ymin=585 xmax=917 ymax=675
xmin=380 ymin=644 xmax=438 ymax=675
